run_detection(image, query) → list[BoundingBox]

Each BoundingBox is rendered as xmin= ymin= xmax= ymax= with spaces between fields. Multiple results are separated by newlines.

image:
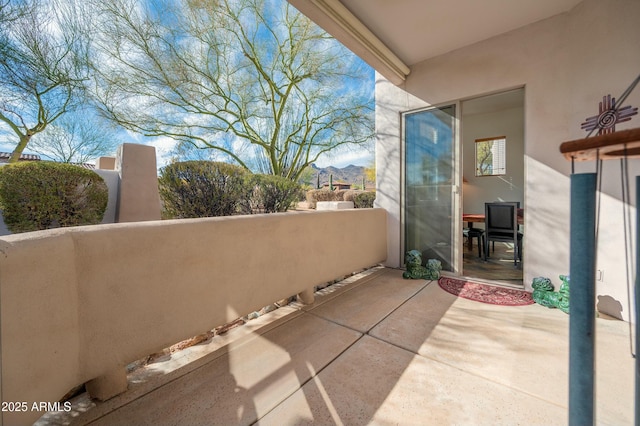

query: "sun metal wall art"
xmin=581 ymin=94 xmax=638 ymax=135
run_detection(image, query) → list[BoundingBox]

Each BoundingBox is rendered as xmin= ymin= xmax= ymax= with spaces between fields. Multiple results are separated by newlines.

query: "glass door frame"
xmin=400 ymin=101 xmax=463 ymax=275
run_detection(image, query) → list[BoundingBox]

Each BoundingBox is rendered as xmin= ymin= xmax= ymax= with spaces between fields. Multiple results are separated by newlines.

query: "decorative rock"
xmin=275 ymin=297 xmax=293 ymax=307
xmin=259 ymin=304 xmax=279 ymax=315
xmin=215 ymin=318 xmax=245 ymax=335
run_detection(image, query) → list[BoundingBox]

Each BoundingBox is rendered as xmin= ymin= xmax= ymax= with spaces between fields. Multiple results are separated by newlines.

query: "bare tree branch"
xmin=89 ymin=0 xmax=373 ymax=180
xmin=28 ymin=106 xmax=121 ymax=163
xmin=0 ymin=0 xmax=90 ymax=162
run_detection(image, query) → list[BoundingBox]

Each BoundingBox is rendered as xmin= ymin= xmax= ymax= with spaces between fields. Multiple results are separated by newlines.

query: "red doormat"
xmin=438 ymin=277 xmax=534 ymax=306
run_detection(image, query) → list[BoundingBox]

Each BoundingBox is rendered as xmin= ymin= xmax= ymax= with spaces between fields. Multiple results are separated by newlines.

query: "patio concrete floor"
xmin=42 ymin=267 xmax=635 ymax=425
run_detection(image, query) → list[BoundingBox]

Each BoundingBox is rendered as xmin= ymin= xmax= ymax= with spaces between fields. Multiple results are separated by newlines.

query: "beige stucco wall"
xmin=0 ymin=209 xmax=386 ymax=425
xmin=116 ymin=143 xmax=162 ymax=222
xmin=376 ymin=0 xmax=640 ymax=320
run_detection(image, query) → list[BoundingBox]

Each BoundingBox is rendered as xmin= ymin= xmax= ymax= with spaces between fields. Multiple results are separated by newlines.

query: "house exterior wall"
xmin=376 ymin=0 xmax=640 ymax=320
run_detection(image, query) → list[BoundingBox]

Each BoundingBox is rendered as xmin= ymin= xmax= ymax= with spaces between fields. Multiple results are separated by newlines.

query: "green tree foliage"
xmin=296 ymin=165 xmax=316 ymax=189
xmin=0 ymin=162 xmax=108 ymax=233
xmin=475 ymin=140 xmax=493 ymax=175
xmin=89 ymin=0 xmax=373 ymax=181
xmin=364 ymin=162 xmax=376 ymax=186
xmin=0 ymin=0 xmax=90 ymax=162
xmin=158 ymin=161 xmax=252 ymax=218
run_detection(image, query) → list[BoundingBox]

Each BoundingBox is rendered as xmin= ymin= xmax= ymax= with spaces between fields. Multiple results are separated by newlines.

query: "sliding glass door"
xmin=404 ymin=104 xmax=459 ymax=272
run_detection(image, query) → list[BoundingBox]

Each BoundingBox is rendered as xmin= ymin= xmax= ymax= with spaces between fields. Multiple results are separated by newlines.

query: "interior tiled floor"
xmin=41 ymin=267 xmax=633 ymax=426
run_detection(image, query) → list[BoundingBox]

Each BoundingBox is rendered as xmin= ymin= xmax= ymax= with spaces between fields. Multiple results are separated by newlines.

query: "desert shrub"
xmin=305 ymin=189 xmax=325 ymax=207
xmin=159 ymin=161 xmax=251 ymax=218
xmin=333 ymin=189 xmax=348 ymax=201
xmin=245 ymin=174 xmax=303 ymax=213
xmin=305 ymin=188 xmax=354 ymax=208
xmin=0 ymin=162 xmax=108 ymax=233
xmin=353 ymin=191 xmax=376 ymax=208
xmin=343 ymin=189 xmax=366 ymax=203
xmin=342 ymin=189 xmax=357 ymax=202
xmin=306 ymin=189 xmax=335 ymax=208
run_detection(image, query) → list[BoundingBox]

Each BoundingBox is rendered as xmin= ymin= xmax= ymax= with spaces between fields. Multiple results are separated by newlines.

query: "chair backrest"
xmin=485 ymin=202 xmax=519 ymax=237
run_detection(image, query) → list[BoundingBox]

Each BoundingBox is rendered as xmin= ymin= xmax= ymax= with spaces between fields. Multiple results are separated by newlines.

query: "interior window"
xmin=475 ymin=136 xmax=506 ymax=176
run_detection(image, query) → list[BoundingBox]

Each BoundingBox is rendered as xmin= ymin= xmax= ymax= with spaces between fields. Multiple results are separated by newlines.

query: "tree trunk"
xmin=9 ymin=134 xmax=31 ymax=163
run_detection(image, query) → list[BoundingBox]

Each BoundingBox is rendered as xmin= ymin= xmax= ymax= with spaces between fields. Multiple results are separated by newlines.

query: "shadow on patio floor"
xmin=39 ymin=268 xmax=633 ymax=425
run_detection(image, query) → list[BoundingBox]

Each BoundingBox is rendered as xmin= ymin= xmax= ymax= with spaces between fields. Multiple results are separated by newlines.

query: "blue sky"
xmin=0 ymin=0 xmax=375 ymax=170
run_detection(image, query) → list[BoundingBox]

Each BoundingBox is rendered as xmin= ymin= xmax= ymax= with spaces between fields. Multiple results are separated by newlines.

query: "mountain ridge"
xmin=310 ymin=163 xmax=373 ymax=188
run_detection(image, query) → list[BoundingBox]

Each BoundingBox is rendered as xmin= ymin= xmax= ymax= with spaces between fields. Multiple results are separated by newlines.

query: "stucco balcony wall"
xmin=0 ymin=208 xmax=387 ymax=426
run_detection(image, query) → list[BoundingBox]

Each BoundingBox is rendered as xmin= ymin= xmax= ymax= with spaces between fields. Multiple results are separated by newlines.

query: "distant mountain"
xmin=309 ymin=164 xmax=373 ymax=189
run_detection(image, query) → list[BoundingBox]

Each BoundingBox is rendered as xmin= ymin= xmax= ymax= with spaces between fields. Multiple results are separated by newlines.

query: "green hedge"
xmin=306 ymin=188 xmax=375 ymax=209
xmin=305 ymin=189 xmax=345 ymax=208
xmin=0 ymin=162 xmax=108 ymax=233
xmin=353 ymin=191 xmax=376 ymax=208
xmin=159 ymin=161 xmax=251 ymax=218
xmin=246 ymin=174 xmax=303 ymax=213
xmin=159 ymin=161 xmax=303 ymax=218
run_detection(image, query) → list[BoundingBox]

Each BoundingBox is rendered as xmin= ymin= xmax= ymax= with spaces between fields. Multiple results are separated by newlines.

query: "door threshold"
xmin=441 ymin=272 xmax=524 ymax=290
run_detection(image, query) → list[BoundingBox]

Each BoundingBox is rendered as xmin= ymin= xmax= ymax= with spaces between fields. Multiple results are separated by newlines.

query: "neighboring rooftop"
xmin=70 ymin=162 xmax=96 ymax=170
xmin=0 ymin=152 xmax=96 ymax=169
xmin=0 ymin=152 xmax=41 ymax=162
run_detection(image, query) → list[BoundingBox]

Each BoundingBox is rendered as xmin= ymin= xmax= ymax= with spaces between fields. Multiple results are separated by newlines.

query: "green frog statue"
xmin=402 ymin=250 xmax=442 ymax=280
xmin=532 ymin=275 xmax=570 ymax=314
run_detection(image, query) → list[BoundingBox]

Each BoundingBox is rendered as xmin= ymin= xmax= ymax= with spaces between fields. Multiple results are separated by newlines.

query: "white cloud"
xmin=150 ymin=137 xmax=179 ymax=168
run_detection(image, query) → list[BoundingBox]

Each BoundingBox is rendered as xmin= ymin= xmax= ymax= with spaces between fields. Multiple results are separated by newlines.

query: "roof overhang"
xmin=288 ymin=0 xmax=410 ymax=85
xmin=288 ymin=0 xmax=583 ymax=86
